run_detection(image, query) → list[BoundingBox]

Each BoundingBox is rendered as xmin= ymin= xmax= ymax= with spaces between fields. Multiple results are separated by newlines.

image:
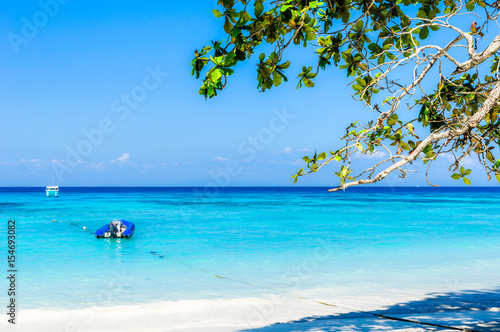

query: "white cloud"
xmin=298 ymin=148 xmax=310 ymax=152
xmin=89 ymin=162 xmax=105 ymax=171
xmin=213 ymin=156 xmax=229 ymax=162
xmin=14 ymin=158 xmax=68 ymax=170
xmin=17 ymin=158 xmax=45 ymax=163
xmin=283 ymin=147 xmax=293 ymax=154
xmin=110 ymin=153 xmax=130 ymax=164
xmin=284 ymin=159 xmax=304 ymax=166
xmin=355 ymin=150 xmax=387 ymax=159
xmin=460 ymin=157 xmax=477 ymax=167
xmin=137 ymin=162 xmax=175 ymax=170
xmin=441 ymin=153 xmax=478 ymax=167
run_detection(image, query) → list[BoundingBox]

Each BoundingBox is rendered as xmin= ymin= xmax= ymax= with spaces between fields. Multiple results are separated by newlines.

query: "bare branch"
xmin=330 ymin=82 xmax=500 ymax=192
xmin=451 ymin=34 xmax=500 ymax=75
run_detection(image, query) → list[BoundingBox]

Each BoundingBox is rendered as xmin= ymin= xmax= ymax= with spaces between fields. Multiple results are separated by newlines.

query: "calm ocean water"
xmin=0 ymin=186 xmax=499 ymax=311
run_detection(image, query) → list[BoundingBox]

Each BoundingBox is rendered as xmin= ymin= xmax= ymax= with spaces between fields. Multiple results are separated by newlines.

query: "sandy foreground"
xmin=2 ymin=291 xmax=499 ymax=332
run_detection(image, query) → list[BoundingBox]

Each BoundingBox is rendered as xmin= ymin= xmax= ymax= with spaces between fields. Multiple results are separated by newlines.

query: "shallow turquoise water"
xmin=0 ymin=187 xmax=499 ymax=310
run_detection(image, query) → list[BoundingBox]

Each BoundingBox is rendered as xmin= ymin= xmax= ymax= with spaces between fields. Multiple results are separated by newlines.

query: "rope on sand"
xmin=148 ymin=251 xmax=482 ymax=332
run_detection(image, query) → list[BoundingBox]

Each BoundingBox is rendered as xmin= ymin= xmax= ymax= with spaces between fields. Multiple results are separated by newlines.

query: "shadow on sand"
xmin=242 ymin=289 xmax=500 ymax=331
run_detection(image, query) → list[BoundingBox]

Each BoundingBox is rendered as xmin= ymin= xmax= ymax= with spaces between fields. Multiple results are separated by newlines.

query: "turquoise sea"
xmin=1 ymin=187 xmax=499 ymax=329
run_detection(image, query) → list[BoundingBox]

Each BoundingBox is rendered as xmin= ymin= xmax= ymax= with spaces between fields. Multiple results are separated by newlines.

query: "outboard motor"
xmin=106 ymin=220 xmax=122 ymax=238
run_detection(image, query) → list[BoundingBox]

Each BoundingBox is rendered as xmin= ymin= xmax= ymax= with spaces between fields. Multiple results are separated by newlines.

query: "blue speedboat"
xmin=95 ymin=220 xmax=135 ymax=239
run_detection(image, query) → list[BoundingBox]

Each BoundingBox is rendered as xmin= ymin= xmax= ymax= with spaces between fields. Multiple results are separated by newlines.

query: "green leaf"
xmin=419 ymin=26 xmax=429 ymax=40
xmin=212 ymin=9 xmax=224 ymax=18
xmin=355 ymin=20 xmax=363 ymax=31
xmin=486 ymin=150 xmax=495 ymax=163
xmin=352 ymin=84 xmax=362 ymax=91
xmin=254 ymin=2 xmax=264 ymax=17
xmin=272 ymin=72 xmax=282 ymax=86
xmin=387 ymin=113 xmax=398 ymax=126
xmin=463 ymin=177 xmax=471 ymax=185
xmin=309 ymin=1 xmax=324 ymax=9
xmin=303 ymin=78 xmax=315 ymax=88
xmin=460 ymin=166 xmax=465 ymax=175
xmin=377 ymin=53 xmax=386 ymax=65
xmin=211 ymin=69 xmax=222 ymax=82
xmin=278 ymin=61 xmax=290 ymax=70
xmin=451 ymin=173 xmax=461 ymax=180
xmin=464 ymin=169 xmax=472 ymax=176
xmin=496 ymin=173 xmax=500 ymax=184
xmin=355 ymin=77 xmax=366 ymax=87
xmin=224 ymin=17 xmax=233 ymax=34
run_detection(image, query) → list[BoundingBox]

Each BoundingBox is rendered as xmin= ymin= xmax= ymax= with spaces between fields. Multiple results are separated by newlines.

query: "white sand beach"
xmin=4 ymin=288 xmax=499 ymax=332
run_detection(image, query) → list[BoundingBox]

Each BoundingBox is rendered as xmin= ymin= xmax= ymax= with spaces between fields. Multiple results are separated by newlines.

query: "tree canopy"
xmin=191 ymin=0 xmax=500 ymax=191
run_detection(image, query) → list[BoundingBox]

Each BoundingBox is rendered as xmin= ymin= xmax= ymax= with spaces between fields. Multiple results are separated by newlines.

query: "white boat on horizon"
xmin=46 ymin=186 xmax=59 ymax=197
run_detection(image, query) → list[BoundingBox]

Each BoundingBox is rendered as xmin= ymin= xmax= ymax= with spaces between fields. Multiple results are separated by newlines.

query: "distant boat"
xmin=47 ymin=164 xmax=59 ymax=197
xmin=95 ymin=220 xmax=135 ymax=239
xmin=46 ymin=185 xmax=59 ymax=197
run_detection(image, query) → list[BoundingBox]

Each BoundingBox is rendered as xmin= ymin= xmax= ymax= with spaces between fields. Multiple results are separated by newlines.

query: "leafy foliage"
xmin=192 ymin=0 xmax=500 ymax=190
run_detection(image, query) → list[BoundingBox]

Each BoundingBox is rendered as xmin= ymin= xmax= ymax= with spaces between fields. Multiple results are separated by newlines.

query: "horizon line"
xmin=1 ymin=185 xmax=499 ymax=188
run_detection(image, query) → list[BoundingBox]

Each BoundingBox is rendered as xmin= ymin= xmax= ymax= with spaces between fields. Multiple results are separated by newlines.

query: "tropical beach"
xmin=2 ymin=0 xmax=500 ymax=331
xmin=1 ymin=187 xmax=500 ymax=331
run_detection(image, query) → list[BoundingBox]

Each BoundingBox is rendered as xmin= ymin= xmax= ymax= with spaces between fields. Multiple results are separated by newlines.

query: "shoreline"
xmin=3 ymin=289 xmax=499 ymax=332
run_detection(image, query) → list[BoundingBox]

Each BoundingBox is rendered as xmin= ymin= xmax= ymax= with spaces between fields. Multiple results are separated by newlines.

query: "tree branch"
xmin=330 ymin=82 xmax=500 ymax=191
xmin=451 ymin=33 xmax=500 ymax=75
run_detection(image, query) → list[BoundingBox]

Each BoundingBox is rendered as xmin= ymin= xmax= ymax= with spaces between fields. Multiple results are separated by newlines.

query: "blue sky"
xmin=0 ymin=0 xmax=495 ymax=187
